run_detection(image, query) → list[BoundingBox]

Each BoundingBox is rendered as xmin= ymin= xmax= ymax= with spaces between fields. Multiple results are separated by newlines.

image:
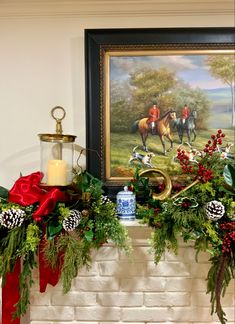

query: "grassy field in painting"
xmin=110 ymin=128 xmax=234 ymax=178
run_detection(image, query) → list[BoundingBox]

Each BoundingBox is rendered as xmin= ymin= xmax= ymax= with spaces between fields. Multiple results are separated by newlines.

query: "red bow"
xmin=8 ymin=171 xmax=67 ymax=221
xmin=2 ymin=172 xmax=67 ymax=323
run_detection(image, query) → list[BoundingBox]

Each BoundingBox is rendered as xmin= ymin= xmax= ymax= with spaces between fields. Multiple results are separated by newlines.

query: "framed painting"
xmin=85 ymin=27 xmax=235 ymax=198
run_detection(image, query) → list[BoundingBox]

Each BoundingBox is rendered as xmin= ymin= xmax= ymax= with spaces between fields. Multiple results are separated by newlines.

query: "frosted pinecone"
xmin=205 ymin=200 xmax=225 ymax=221
xmin=0 ymin=207 xmax=26 ymax=229
xmin=62 ymin=209 xmax=81 ymax=231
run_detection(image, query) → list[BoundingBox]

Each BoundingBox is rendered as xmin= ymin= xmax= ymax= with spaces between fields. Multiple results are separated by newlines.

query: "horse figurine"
xmin=131 ymin=110 xmax=176 ymax=155
xmin=174 ymin=109 xmax=197 ymax=144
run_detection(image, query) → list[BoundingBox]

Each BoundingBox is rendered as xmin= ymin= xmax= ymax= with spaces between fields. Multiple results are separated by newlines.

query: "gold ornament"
xmin=139 ymin=168 xmax=172 ymax=200
xmin=171 ymin=179 xmax=200 ymax=199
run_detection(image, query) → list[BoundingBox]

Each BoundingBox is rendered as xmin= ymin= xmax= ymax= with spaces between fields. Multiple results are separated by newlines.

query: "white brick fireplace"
xmin=27 ymin=224 xmax=234 ymax=323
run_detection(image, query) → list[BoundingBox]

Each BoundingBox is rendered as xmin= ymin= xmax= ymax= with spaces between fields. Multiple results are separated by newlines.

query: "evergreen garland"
xmin=0 ymin=129 xmax=234 ymax=324
xmin=133 ymin=130 xmax=235 ymax=324
xmin=0 ymin=170 xmax=131 ymax=319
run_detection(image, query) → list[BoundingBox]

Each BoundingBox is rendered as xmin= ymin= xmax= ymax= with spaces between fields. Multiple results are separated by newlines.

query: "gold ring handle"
xmin=51 ymin=106 xmax=66 ymax=134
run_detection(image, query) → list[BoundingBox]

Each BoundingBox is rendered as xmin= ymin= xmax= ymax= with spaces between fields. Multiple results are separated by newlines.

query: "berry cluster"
xmin=128 ymin=178 xmax=138 ymax=192
xmin=203 ymin=129 xmax=225 ymax=155
xmin=220 ymin=222 xmax=235 ymax=254
xmin=176 ymin=149 xmax=194 ymax=173
xmin=220 ymin=222 xmax=235 ymax=231
xmin=181 ymin=199 xmax=192 ymax=208
xmin=176 ymin=130 xmax=225 ymax=182
xmin=176 ymin=149 xmax=213 ymax=182
xmin=197 ymin=163 xmax=213 ymax=182
xmin=221 ymin=231 xmax=235 ymax=254
xmin=155 ymin=183 xmax=165 ymax=193
xmin=172 ymin=183 xmax=184 ymax=192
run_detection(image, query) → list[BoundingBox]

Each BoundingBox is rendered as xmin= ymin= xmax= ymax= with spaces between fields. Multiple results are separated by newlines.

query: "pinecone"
xmin=62 ymin=209 xmax=81 ymax=231
xmin=205 ymin=200 xmax=225 ymax=221
xmin=0 ymin=207 xmax=26 ymax=229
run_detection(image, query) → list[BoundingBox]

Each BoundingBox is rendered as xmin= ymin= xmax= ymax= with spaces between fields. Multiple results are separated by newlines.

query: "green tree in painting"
xmin=172 ymin=85 xmax=211 ymax=129
xmin=206 ymin=54 xmax=235 ymax=127
xmin=110 ymin=80 xmax=134 ymax=132
xmin=129 ymin=67 xmax=177 ymax=114
xmin=110 ymin=68 xmax=177 ymax=132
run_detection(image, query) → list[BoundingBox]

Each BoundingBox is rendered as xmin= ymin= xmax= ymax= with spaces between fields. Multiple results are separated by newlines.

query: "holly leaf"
xmin=223 ymin=164 xmax=235 ymax=188
xmin=0 ymin=186 xmax=8 ymax=199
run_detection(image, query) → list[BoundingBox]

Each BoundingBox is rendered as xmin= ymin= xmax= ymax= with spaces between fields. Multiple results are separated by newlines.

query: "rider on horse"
xmin=181 ymin=104 xmax=190 ymax=125
xmin=147 ymin=103 xmax=160 ymax=134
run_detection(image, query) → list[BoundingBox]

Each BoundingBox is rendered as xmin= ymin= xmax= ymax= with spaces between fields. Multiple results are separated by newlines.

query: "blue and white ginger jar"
xmin=116 ymin=186 xmax=136 ymax=220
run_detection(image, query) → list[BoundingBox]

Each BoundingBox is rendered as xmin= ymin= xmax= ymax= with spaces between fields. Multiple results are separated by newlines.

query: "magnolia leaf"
xmin=84 ymin=229 xmax=94 ymax=242
xmin=0 ymin=186 xmax=8 ymax=199
xmin=223 ymin=164 xmax=235 ymax=188
xmin=46 ymin=220 xmax=62 ymax=240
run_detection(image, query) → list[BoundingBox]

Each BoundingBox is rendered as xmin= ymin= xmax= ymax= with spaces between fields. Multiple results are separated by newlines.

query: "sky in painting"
xmin=110 ymin=54 xmax=226 ymax=90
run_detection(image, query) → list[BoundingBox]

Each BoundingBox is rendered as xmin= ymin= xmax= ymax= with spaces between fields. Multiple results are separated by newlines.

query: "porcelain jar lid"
xmin=117 ymin=186 xmax=134 ymax=196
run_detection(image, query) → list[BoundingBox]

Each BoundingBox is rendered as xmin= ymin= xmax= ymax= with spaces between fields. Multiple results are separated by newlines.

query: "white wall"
xmin=0 ymin=0 xmax=234 ymax=189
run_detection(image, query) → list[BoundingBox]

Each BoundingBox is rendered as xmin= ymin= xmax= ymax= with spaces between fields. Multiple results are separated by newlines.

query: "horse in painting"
xmin=131 ymin=110 xmax=176 ymax=155
xmin=174 ymin=109 xmax=197 ymax=144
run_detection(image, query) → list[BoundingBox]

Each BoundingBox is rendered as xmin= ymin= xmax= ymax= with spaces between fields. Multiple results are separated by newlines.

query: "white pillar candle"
xmin=47 ymin=159 xmax=68 ymax=186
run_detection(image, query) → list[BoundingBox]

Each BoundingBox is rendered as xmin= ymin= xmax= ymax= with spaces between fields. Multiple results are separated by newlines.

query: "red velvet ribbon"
xmin=2 ymin=172 xmax=67 ymax=323
xmin=8 ymin=171 xmax=66 ymax=221
xmin=39 ymin=237 xmax=62 ymax=293
xmin=2 ymin=259 xmax=21 ymax=324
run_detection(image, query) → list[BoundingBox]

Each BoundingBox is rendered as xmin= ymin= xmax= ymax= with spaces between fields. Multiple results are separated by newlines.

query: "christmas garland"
xmin=129 ymin=130 xmax=235 ymax=324
xmin=0 ymin=130 xmax=234 ymax=324
xmin=0 ymin=170 xmax=131 ymax=322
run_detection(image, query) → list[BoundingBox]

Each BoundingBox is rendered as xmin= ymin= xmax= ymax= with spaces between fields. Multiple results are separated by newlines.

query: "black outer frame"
xmin=85 ymin=27 xmax=235 ymax=199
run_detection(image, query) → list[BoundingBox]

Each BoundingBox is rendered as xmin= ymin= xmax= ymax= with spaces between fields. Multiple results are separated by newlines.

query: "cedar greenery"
xmin=134 ymin=130 xmax=235 ymax=324
xmin=0 ymin=170 xmax=131 ymax=319
xmin=0 ymin=129 xmax=234 ymax=324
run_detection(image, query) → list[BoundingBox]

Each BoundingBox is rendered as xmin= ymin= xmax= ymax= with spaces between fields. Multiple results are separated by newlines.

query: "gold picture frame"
xmin=85 ymin=27 xmax=235 ymax=198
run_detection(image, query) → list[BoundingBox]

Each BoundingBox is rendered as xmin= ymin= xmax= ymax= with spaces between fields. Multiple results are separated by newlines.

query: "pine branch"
xmin=13 ymin=251 xmax=37 ymax=319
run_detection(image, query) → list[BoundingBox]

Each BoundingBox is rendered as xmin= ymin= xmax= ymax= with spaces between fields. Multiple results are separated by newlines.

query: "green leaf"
xmin=46 ymin=220 xmax=63 ymax=240
xmin=0 ymin=186 xmax=8 ymax=199
xmin=84 ymin=229 xmax=94 ymax=242
xmin=223 ymin=164 xmax=235 ymax=188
